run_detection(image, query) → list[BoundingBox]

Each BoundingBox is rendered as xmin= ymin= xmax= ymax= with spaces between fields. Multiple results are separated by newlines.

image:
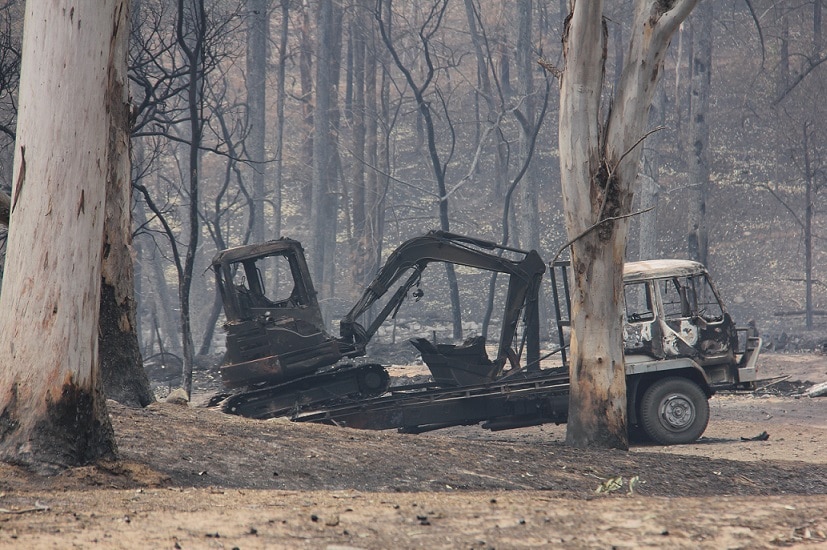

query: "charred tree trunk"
xmin=686 ymin=1 xmax=711 ymax=266
xmin=559 ymin=0 xmax=696 ymax=449
xmin=273 ymin=0 xmax=289 ymax=243
xmin=311 ymin=0 xmax=341 ymax=321
xmin=99 ymin=26 xmax=153 ymax=407
xmin=298 ymin=4 xmax=314 ymax=209
xmin=803 ymin=121 xmax=814 ymax=330
xmin=463 ymin=0 xmax=508 ymax=198
xmin=363 ymin=3 xmax=383 ymax=289
xmin=637 ymin=84 xmax=665 ymax=261
xmin=246 ymin=0 xmax=269 ymax=244
xmin=99 ymin=3 xmax=154 ymax=408
xmin=516 ymin=0 xmax=540 ymax=256
xmin=0 ymin=0 xmax=127 ymax=472
xmin=350 ymin=1 xmax=368 ymax=290
xmin=177 ymin=0 xmax=206 ymax=398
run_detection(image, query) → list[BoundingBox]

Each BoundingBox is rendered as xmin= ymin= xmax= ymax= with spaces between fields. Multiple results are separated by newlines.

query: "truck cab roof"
xmin=623 ymin=259 xmax=707 ymax=284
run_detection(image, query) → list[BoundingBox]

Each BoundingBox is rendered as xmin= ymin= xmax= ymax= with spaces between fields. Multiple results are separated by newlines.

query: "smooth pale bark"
xmin=559 ymin=0 xmax=696 ymax=449
xmin=0 ymin=28 xmax=153 ymax=404
xmin=0 ymin=69 xmax=152 ymax=408
xmin=0 ymin=0 xmax=126 ymax=472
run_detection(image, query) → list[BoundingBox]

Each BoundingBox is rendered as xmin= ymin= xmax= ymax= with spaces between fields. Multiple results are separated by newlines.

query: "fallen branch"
xmin=772 ymin=310 xmax=827 ymax=317
xmin=0 ymin=501 xmax=50 ymax=514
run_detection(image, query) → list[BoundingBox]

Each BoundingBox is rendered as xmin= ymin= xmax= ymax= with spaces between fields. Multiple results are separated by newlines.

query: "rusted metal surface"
xmin=410 ymin=336 xmax=501 ymax=387
xmin=552 ymin=259 xmax=761 ymax=390
xmin=339 ymin=230 xmax=546 ymax=373
xmin=214 ymin=231 xmax=546 ymax=412
xmin=293 ymin=370 xmax=571 ymax=432
xmin=213 ymin=234 xmax=760 ymax=444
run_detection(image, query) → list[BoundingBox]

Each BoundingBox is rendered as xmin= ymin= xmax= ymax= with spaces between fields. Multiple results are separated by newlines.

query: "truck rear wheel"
xmin=640 ymin=377 xmax=709 ymax=445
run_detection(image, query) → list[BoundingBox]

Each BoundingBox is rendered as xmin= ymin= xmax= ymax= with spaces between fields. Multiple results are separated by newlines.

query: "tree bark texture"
xmin=99 ymin=0 xmax=154 ymax=407
xmin=246 ymin=0 xmax=269 ymax=244
xmin=0 ymin=0 xmax=126 ymax=472
xmin=311 ymin=0 xmax=341 ymax=322
xmin=686 ymin=1 xmax=711 ymax=266
xmin=273 ymin=0 xmax=289 ymax=242
xmin=637 ymin=84 xmax=665 ymax=261
xmin=177 ymin=0 xmax=205 ymax=398
xmin=559 ymin=0 xmax=696 ymax=449
xmin=350 ymin=0 xmax=368 ymax=290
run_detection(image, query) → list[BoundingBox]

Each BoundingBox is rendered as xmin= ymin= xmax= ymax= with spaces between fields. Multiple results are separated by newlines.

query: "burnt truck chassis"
xmin=294 ymin=370 xmax=571 ymax=433
xmin=212 ymin=231 xmax=762 ymax=444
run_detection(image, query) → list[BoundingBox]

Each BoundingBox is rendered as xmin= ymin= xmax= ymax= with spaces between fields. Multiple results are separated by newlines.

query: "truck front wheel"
xmin=640 ymin=377 xmax=709 ymax=445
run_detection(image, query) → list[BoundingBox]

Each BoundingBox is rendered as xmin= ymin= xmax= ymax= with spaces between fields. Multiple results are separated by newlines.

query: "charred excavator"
xmin=212 ymin=230 xmax=762 ymax=444
xmin=211 ymin=231 xmax=547 ymax=422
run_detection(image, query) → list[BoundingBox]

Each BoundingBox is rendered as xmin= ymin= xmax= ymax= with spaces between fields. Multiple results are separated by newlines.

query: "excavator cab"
xmin=212 ymin=239 xmax=344 ymax=389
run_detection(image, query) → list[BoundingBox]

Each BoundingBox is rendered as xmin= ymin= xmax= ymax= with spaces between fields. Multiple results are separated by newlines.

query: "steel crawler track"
xmin=221 ymin=363 xmax=390 ymax=419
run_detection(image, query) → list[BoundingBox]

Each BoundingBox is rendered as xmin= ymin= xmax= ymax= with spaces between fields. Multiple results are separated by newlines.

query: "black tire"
xmin=640 ymin=377 xmax=709 ymax=445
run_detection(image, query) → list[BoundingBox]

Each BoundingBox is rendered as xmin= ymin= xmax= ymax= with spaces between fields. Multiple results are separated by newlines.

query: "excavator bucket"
xmin=410 ymin=336 xmax=500 ymax=386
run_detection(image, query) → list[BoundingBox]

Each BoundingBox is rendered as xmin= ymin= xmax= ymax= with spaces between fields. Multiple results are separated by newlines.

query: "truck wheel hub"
xmin=660 ymin=394 xmax=695 ymax=430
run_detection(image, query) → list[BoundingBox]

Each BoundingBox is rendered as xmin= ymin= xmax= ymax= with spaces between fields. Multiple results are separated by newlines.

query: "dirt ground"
xmin=0 ymin=353 xmax=825 ymax=549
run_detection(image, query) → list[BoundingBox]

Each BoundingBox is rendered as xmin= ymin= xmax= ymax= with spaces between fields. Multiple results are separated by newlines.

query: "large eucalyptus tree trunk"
xmin=0 ymin=0 xmax=127 ymax=472
xmin=99 ymin=0 xmax=154 ymax=408
xmin=559 ymin=0 xmax=696 ymax=449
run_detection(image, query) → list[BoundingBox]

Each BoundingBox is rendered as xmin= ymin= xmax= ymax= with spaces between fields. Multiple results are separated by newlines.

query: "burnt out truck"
xmin=210 ymin=231 xmax=761 ymax=444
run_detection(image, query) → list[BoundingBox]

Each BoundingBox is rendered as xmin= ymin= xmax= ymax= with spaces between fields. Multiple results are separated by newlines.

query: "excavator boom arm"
xmin=339 ymin=230 xmax=546 ymax=371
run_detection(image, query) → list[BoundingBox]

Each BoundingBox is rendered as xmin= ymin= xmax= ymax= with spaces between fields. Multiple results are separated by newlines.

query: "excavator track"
xmin=221 ymin=363 xmax=390 ymax=420
xmin=291 ymin=369 xmax=571 ymax=433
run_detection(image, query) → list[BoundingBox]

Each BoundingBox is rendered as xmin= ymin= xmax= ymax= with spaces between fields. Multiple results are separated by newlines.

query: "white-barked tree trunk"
xmin=559 ymin=0 xmax=697 ymax=448
xmin=0 ymin=0 xmax=128 ymax=472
